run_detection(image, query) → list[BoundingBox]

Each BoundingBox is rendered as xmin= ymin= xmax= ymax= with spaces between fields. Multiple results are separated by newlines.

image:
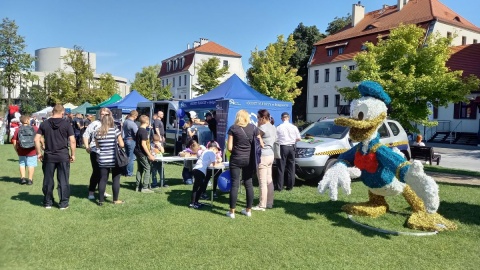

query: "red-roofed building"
xmin=307 ymin=0 xmax=480 ymax=139
xmin=158 ymin=38 xmax=245 ymax=100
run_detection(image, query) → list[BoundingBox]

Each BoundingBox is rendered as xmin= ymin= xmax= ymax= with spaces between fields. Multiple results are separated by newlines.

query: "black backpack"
xmin=18 ymin=126 xmax=35 ymax=149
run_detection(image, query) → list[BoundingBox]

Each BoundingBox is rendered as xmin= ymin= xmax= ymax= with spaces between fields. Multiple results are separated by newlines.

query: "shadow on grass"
xmin=0 ymin=175 xmax=20 ymax=184
xmin=439 ymin=201 xmax=480 ymax=226
xmin=11 ymin=192 xmax=44 ymax=207
xmin=273 ymin=199 xmax=394 ymax=238
xmin=7 ymin=158 xmax=18 ymax=163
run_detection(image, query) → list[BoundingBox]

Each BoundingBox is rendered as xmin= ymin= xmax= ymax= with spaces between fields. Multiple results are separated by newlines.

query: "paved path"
xmin=422 ymin=142 xmax=480 ymax=172
xmin=427 ymin=172 xmax=480 ymax=186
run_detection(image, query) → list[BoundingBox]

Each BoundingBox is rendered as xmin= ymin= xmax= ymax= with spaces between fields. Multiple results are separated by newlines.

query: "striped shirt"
xmin=96 ymin=127 xmax=121 ymax=168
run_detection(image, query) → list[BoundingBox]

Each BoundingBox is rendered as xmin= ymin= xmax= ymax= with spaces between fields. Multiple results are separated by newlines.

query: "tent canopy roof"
xmin=105 ymin=90 xmax=149 ymax=113
xmin=86 ymin=94 xmax=122 ymax=114
xmin=180 ymin=74 xmax=290 ymax=110
xmin=71 ymin=102 xmax=92 ymax=115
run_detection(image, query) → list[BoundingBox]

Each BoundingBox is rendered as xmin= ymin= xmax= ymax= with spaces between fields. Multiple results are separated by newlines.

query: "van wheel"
xmin=321 ymin=158 xmax=337 ymax=180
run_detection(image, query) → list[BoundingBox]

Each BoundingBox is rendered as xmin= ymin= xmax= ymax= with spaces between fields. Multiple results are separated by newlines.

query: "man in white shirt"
xmin=275 ymin=112 xmax=301 ymax=191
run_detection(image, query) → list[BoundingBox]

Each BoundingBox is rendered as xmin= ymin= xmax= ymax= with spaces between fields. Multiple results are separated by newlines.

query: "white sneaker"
xmin=252 ymin=206 xmax=266 ymax=211
xmin=88 ymin=195 xmax=95 ymax=200
xmin=226 ymin=211 xmax=235 ymax=219
xmin=104 ymin=192 xmax=112 ymax=197
xmin=241 ymin=209 xmax=252 ymax=217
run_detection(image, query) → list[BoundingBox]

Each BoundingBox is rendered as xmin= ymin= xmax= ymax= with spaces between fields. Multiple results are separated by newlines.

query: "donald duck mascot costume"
xmin=318 ymin=81 xmax=456 ymax=231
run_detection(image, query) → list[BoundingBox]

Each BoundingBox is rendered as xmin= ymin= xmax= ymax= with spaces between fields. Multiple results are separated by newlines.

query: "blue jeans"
xmin=124 ymin=139 xmax=136 ymax=176
xmin=151 ymin=161 xmax=163 ymax=187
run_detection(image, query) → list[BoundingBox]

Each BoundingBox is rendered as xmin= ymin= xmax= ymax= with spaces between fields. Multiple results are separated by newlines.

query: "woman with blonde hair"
xmin=226 ymin=109 xmax=261 ymax=218
xmin=95 ymin=113 xmax=125 ymax=205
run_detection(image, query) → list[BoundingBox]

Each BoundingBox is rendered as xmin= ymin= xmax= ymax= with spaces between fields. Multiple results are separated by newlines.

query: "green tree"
xmin=338 ymin=24 xmax=480 ymax=132
xmin=247 ymin=34 xmax=302 ymax=102
xmin=92 ymin=72 xmax=118 ymax=104
xmin=290 ymin=23 xmax=325 ymax=119
xmin=19 ymin=84 xmax=47 ymax=115
xmin=43 ymin=72 xmax=62 ymax=105
xmin=326 ymin=14 xmax=351 ymax=35
xmin=192 ymin=57 xmax=229 ymax=95
xmin=131 ymin=64 xmax=171 ymax=100
xmin=0 ymin=18 xmax=35 ymax=105
xmin=61 ymin=45 xmax=95 ymax=104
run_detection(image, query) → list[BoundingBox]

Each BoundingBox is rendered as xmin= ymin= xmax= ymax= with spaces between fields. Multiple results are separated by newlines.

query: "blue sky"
xmin=2 ymin=0 xmax=480 ymax=82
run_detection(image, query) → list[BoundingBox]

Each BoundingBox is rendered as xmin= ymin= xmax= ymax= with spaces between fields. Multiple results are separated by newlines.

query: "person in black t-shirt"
xmin=226 ymin=109 xmax=261 ymax=219
xmin=197 ymin=111 xmax=217 ymax=141
xmin=34 ymin=104 xmax=75 ymax=209
xmin=154 ymin=111 xmax=165 ymax=143
xmin=134 ymin=115 xmax=155 ymax=193
xmin=73 ymin=113 xmax=84 ymax=147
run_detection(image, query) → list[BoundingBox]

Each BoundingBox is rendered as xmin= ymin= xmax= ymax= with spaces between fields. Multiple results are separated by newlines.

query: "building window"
xmin=166 ymin=79 xmax=169 ymax=85
xmin=223 ymin=60 xmax=228 ymax=68
xmin=327 ymin=49 xmax=333 ymax=56
xmin=453 ymin=101 xmax=477 ymax=119
xmin=179 ymin=76 xmax=181 ymax=86
xmin=313 ymin=95 xmax=318 ymax=107
xmin=349 ymin=65 xmax=355 ymax=70
xmin=324 ymin=68 xmax=330 ymax=82
xmin=181 ymin=57 xmax=185 ymax=68
xmin=184 ymin=75 xmax=187 ymax=86
xmin=335 ymin=94 xmax=340 ymax=107
xmin=462 ymin=36 xmax=467 ymax=45
xmin=324 ymin=95 xmax=329 ymax=107
xmin=173 ymin=78 xmax=175 ymax=87
xmin=162 ymin=79 xmax=164 ymax=87
xmin=167 ymin=62 xmax=171 ymax=72
xmin=338 ymin=47 xmax=344 ymax=54
xmin=174 ymin=59 xmax=178 ymax=70
xmin=314 ymin=70 xmax=319 ymax=83
xmin=447 ymin=32 xmax=452 ymax=38
xmin=184 ymin=95 xmax=187 ymax=99
xmin=474 ymin=39 xmax=478 ymax=44
xmin=336 ymin=67 xmax=341 ymax=81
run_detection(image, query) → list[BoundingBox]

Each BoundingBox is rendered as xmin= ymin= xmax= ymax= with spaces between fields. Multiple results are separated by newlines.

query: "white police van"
xmin=136 ymin=100 xmax=212 ymax=149
xmin=295 ymin=118 xmax=411 ymax=181
xmin=136 ymin=100 xmax=181 ymax=148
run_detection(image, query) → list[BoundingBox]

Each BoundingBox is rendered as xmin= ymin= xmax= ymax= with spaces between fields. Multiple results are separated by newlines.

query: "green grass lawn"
xmin=0 ymin=144 xmax=479 ymax=269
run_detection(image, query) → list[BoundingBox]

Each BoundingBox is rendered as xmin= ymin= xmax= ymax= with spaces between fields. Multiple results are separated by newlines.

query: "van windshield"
xmin=301 ymin=121 xmax=348 ymax=139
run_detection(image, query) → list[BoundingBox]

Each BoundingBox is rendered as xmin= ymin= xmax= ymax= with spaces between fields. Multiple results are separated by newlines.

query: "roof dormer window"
xmin=338 ymin=47 xmax=344 ymax=54
xmin=174 ymin=59 xmax=178 ymax=70
xmin=327 ymin=48 xmax=333 ymax=56
xmin=365 ymin=24 xmax=376 ymax=31
xmin=181 ymin=57 xmax=185 ymax=68
xmin=454 ymin=16 xmax=461 ymax=22
xmin=167 ymin=61 xmax=171 ymax=72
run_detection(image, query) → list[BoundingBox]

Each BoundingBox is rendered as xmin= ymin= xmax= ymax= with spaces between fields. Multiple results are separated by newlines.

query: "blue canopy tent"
xmin=104 ymin=90 xmax=149 ymax=114
xmin=180 ymin=74 xmax=292 ymax=150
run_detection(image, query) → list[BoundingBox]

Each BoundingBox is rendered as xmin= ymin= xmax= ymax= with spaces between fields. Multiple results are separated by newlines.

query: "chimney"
xmin=193 ymin=41 xmax=200 ymax=48
xmin=352 ymin=2 xmax=365 ymax=27
xmin=187 ymin=43 xmax=190 ymax=50
xmin=398 ymin=0 xmax=409 ymax=11
xmin=199 ymin=38 xmax=209 ymax=45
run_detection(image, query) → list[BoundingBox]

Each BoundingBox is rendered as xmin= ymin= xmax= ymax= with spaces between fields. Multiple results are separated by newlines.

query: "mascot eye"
xmin=353 ymin=103 xmax=370 ymax=120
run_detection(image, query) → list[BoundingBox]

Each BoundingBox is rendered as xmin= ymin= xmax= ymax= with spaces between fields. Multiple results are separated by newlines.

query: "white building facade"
xmin=159 ymin=38 xmax=245 ymax=100
xmin=1 ymin=47 xmax=130 ymax=104
xmin=307 ymin=0 xmax=480 ymax=138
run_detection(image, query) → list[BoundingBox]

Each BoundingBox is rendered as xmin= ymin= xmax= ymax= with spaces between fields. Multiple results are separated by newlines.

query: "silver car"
xmin=295 ymin=119 xmax=411 ymax=181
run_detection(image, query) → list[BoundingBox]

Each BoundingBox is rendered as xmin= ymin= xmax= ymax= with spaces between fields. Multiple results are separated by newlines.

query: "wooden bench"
xmin=410 ymin=146 xmax=441 ymax=165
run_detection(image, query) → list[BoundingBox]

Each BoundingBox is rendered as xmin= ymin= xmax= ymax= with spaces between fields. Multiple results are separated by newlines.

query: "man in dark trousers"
xmin=154 ymin=111 xmax=165 ymax=143
xmin=275 ymin=112 xmax=301 ymax=191
xmin=34 ymin=104 xmax=75 ymax=209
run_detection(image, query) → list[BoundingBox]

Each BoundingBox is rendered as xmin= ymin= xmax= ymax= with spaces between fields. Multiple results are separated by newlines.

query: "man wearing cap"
xmin=275 ymin=112 xmax=301 ymax=191
xmin=196 ymin=111 xmax=217 ymax=141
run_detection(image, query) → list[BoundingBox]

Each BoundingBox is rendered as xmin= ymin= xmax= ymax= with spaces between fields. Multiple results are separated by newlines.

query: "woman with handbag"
xmin=95 ymin=114 xmax=125 ymax=206
xmin=226 ymin=109 xmax=262 ymax=218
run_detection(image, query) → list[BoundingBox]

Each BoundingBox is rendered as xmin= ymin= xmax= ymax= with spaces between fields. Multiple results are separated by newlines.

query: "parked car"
xmin=295 ymin=118 xmax=411 ymax=181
